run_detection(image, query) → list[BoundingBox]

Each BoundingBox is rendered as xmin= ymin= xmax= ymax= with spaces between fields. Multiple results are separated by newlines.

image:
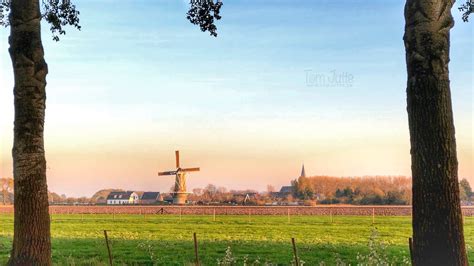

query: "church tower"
xmin=300 ymin=164 xmax=306 ymax=178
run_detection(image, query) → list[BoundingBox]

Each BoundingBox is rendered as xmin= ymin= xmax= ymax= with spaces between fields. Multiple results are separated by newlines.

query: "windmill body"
xmin=158 ymin=151 xmax=200 ymax=204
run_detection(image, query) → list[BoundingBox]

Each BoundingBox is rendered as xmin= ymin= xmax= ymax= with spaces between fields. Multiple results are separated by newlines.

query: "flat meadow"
xmin=0 ymin=214 xmax=473 ymax=265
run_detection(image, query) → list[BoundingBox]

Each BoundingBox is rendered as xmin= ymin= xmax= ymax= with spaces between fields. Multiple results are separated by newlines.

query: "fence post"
xmin=287 ymin=208 xmax=290 ymax=223
xmin=372 ymin=207 xmax=375 ymax=224
xmin=213 ymin=208 xmax=216 ymax=222
xmin=104 ymin=230 xmax=113 ymax=266
xmin=330 ymin=209 xmax=333 ymax=223
xmin=179 ymin=207 xmax=182 ymax=221
xmin=409 ymin=237 xmax=414 ymax=265
xmin=193 ymin=232 xmax=200 ymax=266
xmin=291 ymin=237 xmax=299 ymax=266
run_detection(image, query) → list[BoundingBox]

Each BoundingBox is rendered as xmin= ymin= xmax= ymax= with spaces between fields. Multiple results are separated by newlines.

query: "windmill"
xmin=158 ymin=150 xmax=200 ymax=204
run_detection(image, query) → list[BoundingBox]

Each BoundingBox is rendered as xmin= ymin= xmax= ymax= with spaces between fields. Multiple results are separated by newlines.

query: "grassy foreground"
xmin=0 ymin=214 xmax=473 ymax=265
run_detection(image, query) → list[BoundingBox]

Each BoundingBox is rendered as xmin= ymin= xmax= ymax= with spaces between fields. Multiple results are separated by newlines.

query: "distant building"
xmin=300 ymin=164 xmax=306 ymax=178
xmin=96 ymin=196 xmax=107 ymax=205
xmin=271 ymin=186 xmax=293 ymax=199
xmin=280 ymin=186 xmax=293 ymax=194
xmin=134 ymin=191 xmax=145 ymax=202
xmin=140 ymin=192 xmax=162 ymax=205
xmin=270 ymin=164 xmax=304 ymax=199
xmin=106 ymin=191 xmax=133 ymax=205
xmin=129 ymin=192 xmax=141 ymax=204
xmin=229 ymin=192 xmax=258 ymax=205
xmin=163 ymin=195 xmax=174 ymax=204
xmin=243 ymin=193 xmax=258 ymax=205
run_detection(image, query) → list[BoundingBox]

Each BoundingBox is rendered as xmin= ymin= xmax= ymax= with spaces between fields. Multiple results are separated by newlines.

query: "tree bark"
xmin=403 ymin=0 xmax=468 ymax=265
xmin=7 ymin=0 xmax=52 ymax=265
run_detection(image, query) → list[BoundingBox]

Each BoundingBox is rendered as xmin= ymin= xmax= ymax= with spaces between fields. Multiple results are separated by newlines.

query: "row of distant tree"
xmin=292 ymin=175 xmax=412 ymax=205
xmin=291 ymin=175 xmax=473 ymax=205
xmin=459 ymin=178 xmax=474 ymax=202
xmin=1 ymin=176 xmax=472 ymax=206
xmin=48 ymin=192 xmax=91 ymax=205
xmin=187 ymin=184 xmax=259 ymax=204
xmin=0 ymin=177 xmax=93 ymax=205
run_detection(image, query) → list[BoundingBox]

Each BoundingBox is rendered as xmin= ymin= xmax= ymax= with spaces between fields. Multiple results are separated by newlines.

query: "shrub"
xmin=217 ymin=246 xmax=237 ymax=266
xmin=355 ymin=229 xmax=410 ymax=265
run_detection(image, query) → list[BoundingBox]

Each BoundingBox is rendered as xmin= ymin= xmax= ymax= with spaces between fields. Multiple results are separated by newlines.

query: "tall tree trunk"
xmin=8 ymin=0 xmax=52 ymax=265
xmin=403 ymin=0 xmax=468 ymax=265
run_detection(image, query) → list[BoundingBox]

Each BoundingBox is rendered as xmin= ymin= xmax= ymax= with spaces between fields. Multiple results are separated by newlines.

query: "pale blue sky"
xmin=0 ymin=1 xmax=472 ymax=196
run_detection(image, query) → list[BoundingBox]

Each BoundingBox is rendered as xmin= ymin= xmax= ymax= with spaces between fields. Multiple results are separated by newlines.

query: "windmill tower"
xmin=158 ymin=150 xmax=200 ymax=204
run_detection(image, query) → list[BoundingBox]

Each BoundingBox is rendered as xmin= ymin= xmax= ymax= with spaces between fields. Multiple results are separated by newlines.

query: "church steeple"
xmin=300 ymin=164 xmax=306 ymax=178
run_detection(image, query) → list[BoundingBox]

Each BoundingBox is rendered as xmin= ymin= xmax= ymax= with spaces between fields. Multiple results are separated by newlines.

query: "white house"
xmin=106 ymin=191 xmax=133 ymax=205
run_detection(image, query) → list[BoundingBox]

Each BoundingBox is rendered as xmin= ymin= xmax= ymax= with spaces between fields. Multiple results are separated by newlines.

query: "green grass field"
xmin=0 ymin=214 xmax=473 ymax=265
